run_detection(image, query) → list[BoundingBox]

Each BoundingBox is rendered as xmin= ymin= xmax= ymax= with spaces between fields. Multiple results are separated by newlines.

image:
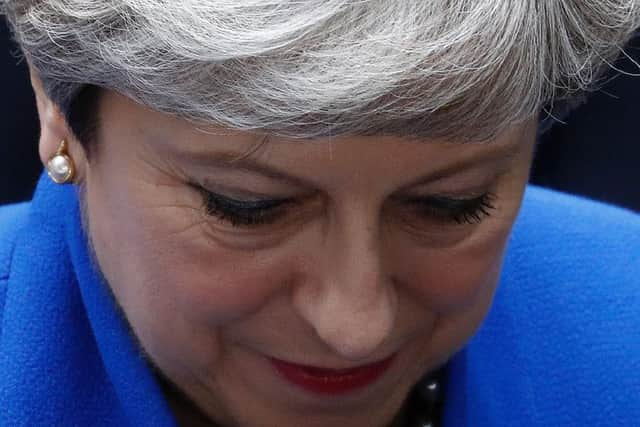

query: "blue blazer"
xmin=1 ymin=175 xmax=639 ymax=426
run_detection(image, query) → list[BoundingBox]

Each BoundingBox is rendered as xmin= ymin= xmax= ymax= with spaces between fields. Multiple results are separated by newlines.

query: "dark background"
xmin=1 ymin=17 xmax=638 ymax=212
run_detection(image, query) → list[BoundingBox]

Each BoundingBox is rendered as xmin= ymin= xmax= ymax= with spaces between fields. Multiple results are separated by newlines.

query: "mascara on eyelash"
xmin=194 ymin=184 xmax=293 ymax=226
xmin=450 ymin=194 xmax=497 ymax=224
xmin=192 ymin=181 xmax=497 ymax=227
xmin=407 ymin=193 xmax=497 ymax=225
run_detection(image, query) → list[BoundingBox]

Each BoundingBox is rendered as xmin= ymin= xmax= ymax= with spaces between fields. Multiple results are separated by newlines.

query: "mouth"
xmin=269 ymin=354 xmax=396 ymax=395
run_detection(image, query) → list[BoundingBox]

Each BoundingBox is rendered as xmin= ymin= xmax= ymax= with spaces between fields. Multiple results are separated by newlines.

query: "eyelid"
xmin=397 ymin=190 xmax=487 ymax=204
xmin=192 ymin=183 xmax=297 ymax=228
xmin=190 ymin=181 xmax=291 ymax=203
xmin=400 ymin=192 xmax=497 ymax=225
xmin=204 ymin=190 xmax=294 ymax=209
xmin=405 ymin=194 xmax=486 ymax=206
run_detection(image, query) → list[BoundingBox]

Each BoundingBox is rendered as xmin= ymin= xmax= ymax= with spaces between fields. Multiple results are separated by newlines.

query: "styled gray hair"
xmin=2 ymin=0 xmax=640 ymax=141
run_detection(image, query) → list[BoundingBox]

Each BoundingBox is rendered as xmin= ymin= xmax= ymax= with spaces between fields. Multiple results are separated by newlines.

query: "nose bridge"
xmin=330 ymin=212 xmax=383 ymax=300
xmin=293 ymin=205 xmax=397 ymax=361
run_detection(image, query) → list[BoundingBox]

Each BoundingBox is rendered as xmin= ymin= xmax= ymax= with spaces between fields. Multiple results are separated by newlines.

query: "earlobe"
xmin=29 ymin=67 xmax=86 ymax=182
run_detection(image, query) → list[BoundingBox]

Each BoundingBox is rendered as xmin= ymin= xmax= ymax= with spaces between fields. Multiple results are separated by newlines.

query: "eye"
xmin=405 ymin=192 xmax=496 ymax=225
xmin=192 ymin=184 xmax=294 ymax=227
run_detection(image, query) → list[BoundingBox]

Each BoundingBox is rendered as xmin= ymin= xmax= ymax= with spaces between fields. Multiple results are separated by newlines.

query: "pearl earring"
xmin=47 ymin=140 xmax=76 ymax=185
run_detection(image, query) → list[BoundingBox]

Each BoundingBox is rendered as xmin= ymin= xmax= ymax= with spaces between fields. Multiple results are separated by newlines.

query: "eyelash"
xmin=405 ymin=193 xmax=496 ymax=225
xmin=196 ymin=186 xmax=293 ymax=227
xmin=195 ymin=185 xmax=496 ymax=228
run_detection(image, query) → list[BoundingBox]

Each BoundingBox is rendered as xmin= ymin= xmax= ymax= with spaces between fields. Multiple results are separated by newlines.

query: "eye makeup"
xmin=191 ymin=184 xmax=295 ymax=227
xmin=404 ymin=192 xmax=497 ymax=225
xmin=192 ymin=180 xmax=497 ymax=230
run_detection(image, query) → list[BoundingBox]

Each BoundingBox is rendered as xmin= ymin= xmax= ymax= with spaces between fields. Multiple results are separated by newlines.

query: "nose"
xmin=292 ymin=216 xmax=396 ymax=361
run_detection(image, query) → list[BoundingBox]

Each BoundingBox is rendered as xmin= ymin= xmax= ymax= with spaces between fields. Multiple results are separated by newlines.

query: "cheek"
xmin=390 ymin=228 xmax=510 ymax=369
xmin=88 ymin=189 xmax=294 ymax=327
xmin=85 ymin=186 xmax=300 ymax=381
xmin=394 ymin=227 xmax=510 ymax=313
xmin=162 ymin=236 xmax=296 ymax=325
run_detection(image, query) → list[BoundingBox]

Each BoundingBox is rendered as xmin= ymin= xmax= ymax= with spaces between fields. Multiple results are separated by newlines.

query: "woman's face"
xmin=83 ymin=91 xmax=536 ymax=427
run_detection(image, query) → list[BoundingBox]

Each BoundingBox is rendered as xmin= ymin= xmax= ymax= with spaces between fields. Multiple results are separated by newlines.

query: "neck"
xmin=156 ymin=373 xmax=220 ymax=427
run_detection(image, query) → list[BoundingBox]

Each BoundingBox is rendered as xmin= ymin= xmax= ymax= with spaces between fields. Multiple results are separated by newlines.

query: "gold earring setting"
xmin=47 ymin=140 xmax=76 ymax=185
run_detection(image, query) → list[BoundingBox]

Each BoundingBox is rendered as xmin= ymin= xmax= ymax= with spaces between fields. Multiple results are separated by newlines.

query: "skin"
xmin=34 ymin=76 xmax=537 ymax=426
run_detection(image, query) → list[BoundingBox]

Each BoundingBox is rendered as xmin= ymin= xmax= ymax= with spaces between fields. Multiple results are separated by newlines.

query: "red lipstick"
xmin=270 ymin=355 xmax=395 ymax=395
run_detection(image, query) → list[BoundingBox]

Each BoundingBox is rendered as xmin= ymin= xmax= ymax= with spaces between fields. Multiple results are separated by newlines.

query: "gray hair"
xmin=2 ymin=0 xmax=640 ymax=141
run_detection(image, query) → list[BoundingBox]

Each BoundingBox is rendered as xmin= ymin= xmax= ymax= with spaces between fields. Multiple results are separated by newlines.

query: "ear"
xmin=29 ymin=67 xmax=87 ymax=181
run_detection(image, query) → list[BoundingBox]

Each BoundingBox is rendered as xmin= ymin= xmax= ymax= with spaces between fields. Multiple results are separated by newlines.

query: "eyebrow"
xmin=399 ymin=142 xmax=523 ymax=191
xmin=178 ymin=141 xmax=523 ymax=191
xmin=177 ymin=150 xmax=318 ymax=189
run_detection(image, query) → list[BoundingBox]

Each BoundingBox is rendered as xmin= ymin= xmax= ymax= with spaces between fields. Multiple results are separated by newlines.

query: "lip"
xmin=270 ymin=355 xmax=396 ymax=395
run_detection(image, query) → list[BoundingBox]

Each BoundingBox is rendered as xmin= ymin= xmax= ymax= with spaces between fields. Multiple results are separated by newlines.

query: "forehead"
xmin=97 ymin=90 xmax=534 ymax=187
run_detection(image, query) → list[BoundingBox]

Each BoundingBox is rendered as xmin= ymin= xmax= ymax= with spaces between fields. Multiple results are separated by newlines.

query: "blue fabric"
xmin=0 ymin=175 xmax=176 ymax=427
xmin=0 ymin=174 xmax=639 ymax=426
xmin=444 ymin=187 xmax=640 ymax=426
